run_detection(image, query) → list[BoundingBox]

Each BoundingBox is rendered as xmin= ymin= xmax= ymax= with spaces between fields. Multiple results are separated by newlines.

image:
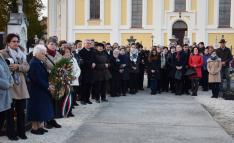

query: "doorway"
xmin=172 ymin=20 xmax=188 ymax=46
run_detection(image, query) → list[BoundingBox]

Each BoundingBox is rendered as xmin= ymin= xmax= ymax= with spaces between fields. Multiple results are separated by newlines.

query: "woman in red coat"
xmin=189 ymin=47 xmax=203 ymax=96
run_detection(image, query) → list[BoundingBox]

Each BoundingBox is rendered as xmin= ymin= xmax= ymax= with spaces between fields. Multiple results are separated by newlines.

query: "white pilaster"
xmin=85 ymin=0 xmax=89 ymax=26
xmin=197 ymin=0 xmax=207 ymax=43
xmin=127 ymin=0 xmax=132 ymax=28
xmin=231 ymin=0 xmax=234 ymax=28
xmin=100 ymin=0 xmax=104 ymax=25
xmin=67 ymin=0 xmax=73 ymax=42
xmin=170 ymin=0 xmax=175 ymax=12
xmin=187 ymin=0 xmax=191 ymax=11
xmin=111 ymin=0 xmax=120 ymax=43
xmin=60 ymin=0 xmax=67 ymax=40
xmin=154 ymin=0 xmax=163 ymax=44
xmin=142 ymin=0 xmax=147 ymax=27
xmin=48 ymin=0 xmax=57 ymax=36
xmin=214 ymin=0 xmax=219 ymax=27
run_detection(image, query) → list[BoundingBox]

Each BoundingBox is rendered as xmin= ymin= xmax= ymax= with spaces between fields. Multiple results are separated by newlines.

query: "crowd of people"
xmin=0 ymin=33 xmax=233 ymax=141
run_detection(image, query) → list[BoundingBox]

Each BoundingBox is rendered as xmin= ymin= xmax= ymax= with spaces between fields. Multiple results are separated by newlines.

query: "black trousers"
xmin=169 ymin=77 xmax=175 ymax=93
xmin=120 ymin=80 xmax=128 ymax=95
xmin=202 ymin=69 xmax=209 ymax=90
xmin=0 ymin=99 xmax=26 ymax=137
xmin=129 ymin=73 xmax=138 ymax=93
xmin=0 ymin=109 xmax=17 ymax=137
xmin=110 ymin=79 xmax=120 ymax=96
xmin=191 ymin=78 xmax=199 ymax=96
xmin=183 ymin=76 xmax=191 ymax=93
xmin=93 ymin=81 xmax=107 ymax=100
xmin=160 ymin=69 xmax=169 ymax=92
xmin=138 ymin=70 xmax=144 ymax=89
xmin=175 ymin=79 xmax=183 ymax=95
xmin=210 ymin=83 xmax=220 ymax=98
xmin=81 ymin=83 xmax=92 ymax=102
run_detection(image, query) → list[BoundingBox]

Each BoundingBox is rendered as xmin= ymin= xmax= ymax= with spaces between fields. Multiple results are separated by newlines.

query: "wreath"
xmin=49 ymin=58 xmax=73 ymax=100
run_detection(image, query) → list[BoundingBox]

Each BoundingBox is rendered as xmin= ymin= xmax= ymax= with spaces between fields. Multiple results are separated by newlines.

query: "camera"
xmin=5 ymin=58 xmax=14 ymax=65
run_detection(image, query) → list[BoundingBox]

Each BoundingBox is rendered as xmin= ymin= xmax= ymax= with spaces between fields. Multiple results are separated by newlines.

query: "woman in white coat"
xmin=62 ymin=44 xmax=81 ymax=117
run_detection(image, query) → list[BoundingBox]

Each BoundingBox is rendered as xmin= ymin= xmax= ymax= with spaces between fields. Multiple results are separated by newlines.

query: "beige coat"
xmin=207 ymin=57 xmax=222 ymax=83
xmin=0 ymin=48 xmax=30 ymax=100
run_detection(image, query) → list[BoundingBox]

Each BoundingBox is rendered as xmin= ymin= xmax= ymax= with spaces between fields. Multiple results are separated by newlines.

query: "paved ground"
xmin=66 ymin=90 xmax=234 ymax=143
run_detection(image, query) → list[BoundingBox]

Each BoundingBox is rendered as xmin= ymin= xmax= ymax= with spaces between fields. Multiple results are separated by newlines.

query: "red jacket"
xmin=189 ymin=54 xmax=203 ymax=78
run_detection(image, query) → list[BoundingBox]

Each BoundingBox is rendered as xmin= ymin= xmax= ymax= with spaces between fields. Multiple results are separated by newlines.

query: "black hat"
xmin=219 ymin=39 xmax=227 ymax=43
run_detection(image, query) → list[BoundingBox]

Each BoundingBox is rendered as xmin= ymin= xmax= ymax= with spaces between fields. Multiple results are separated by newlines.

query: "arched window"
xmin=175 ymin=0 xmax=186 ymax=12
xmin=90 ymin=0 xmax=100 ymax=19
xmin=219 ymin=0 xmax=231 ymax=28
xmin=131 ymin=0 xmax=142 ymax=28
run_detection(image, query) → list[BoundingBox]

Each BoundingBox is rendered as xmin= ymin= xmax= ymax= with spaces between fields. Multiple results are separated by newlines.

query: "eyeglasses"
xmin=11 ymin=41 xmax=20 ymax=43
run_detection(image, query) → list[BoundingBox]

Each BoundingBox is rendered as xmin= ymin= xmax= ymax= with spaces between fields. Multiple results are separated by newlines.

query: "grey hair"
xmin=33 ymin=44 xmax=47 ymax=56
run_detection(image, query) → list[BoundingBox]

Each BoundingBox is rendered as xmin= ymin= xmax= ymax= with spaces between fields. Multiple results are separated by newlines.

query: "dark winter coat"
xmin=119 ymin=54 xmax=130 ymax=80
xmin=110 ymin=57 xmax=121 ymax=80
xmin=27 ymin=57 xmax=54 ymax=122
xmin=216 ymin=47 xmax=233 ymax=68
xmin=167 ymin=52 xmax=176 ymax=78
xmin=148 ymin=55 xmax=161 ymax=80
xmin=172 ymin=51 xmax=187 ymax=79
xmin=79 ymin=48 xmax=95 ymax=84
xmin=93 ymin=51 xmax=111 ymax=82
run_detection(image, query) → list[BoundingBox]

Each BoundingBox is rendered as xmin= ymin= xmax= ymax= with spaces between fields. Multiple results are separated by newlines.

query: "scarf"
xmin=8 ymin=46 xmax=26 ymax=63
xmin=176 ymin=51 xmax=181 ymax=61
xmin=8 ymin=47 xmax=26 ymax=85
xmin=130 ymin=48 xmax=138 ymax=63
xmin=161 ymin=53 xmax=166 ymax=68
xmin=210 ymin=53 xmax=218 ymax=61
xmin=47 ymin=48 xmax=56 ymax=57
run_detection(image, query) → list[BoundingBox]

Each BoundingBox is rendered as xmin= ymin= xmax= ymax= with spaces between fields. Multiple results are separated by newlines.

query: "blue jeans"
xmin=150 ymin=79 xmax=158 ymax=93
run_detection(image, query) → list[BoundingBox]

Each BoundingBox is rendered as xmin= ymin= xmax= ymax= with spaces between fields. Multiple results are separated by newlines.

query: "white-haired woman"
xmin=27 ymin=44 xmax=55 ymax=135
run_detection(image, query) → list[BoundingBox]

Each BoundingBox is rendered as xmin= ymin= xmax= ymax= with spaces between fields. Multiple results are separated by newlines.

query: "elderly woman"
xmin=0 ymin=53 xmax=14 ymax=140
xmin=44 ymin=37 xmax=62 ymax=128
xmin=27 ymin=44 xmax=54 ymax=135
xmin=0 ymin=33 xmax=29 ymax=140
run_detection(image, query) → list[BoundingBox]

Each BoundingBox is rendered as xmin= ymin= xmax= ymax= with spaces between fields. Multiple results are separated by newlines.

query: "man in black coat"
xmin=216 ymin=39 xmax=233 ymax=91
xmin=79 ymin=39 xmax=95 ymax=105
xmin=137 ymin=45 xmax=146 ymax=90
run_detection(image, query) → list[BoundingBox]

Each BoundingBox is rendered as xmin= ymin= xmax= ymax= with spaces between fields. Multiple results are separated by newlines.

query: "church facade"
xmin=48 ymin=0 xmax=234 ymax=49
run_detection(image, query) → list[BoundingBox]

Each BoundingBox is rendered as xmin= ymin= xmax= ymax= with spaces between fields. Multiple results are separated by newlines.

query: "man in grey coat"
xmin=0 ymin=53 xmax=14 ymax=139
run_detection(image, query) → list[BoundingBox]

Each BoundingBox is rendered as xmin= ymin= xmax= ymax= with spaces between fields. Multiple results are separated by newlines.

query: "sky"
xmin=41 ymin=0 xmax=48 ymax=17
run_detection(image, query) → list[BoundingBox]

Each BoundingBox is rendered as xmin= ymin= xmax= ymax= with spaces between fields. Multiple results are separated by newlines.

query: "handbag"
xmin=185 ymin=68 xmax=196 ymax=76
xmin=175 ymin=70 xmax=182 ymax=80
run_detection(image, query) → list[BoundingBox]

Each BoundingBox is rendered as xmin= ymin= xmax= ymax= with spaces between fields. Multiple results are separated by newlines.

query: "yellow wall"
xmin=121 ymin=33 xmax=152 ymax=49
xmin=208 ymin=33 xmax=234 ymax=53
xmin=208 ymin=0 xmax=214 ymax=25
xmin=192 ymin=33 xmax=196 ymax=43
xmin=104 ymin=0 xmax=111 ymax=25
xmin=121 ymin=0 xmax=127 ymax=25
xmin=75 ymin=33 xmax=110 ymax=42
xmin=191 ymin=0 xmax=197 ymax=11
xmin=164 ymin=33 xmax=168 ymax=46
xmin=75 ymin=0 xmax=85 ymax=25
xmin=87 ymin=20 xmax=101 ymax=26
xmin=147 ymin=0 xmax=153 ymax=25
xmin=164 ymin=0 xmax=170 ymax=11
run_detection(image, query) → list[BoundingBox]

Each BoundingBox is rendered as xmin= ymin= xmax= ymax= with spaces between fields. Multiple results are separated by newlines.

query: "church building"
xmin=48 ymin=0 xmax=234 ymax=49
